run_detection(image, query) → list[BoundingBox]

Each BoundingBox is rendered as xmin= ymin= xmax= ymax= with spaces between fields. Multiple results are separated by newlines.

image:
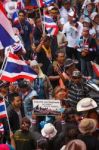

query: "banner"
xmin=33 ymin=99 xmax=62 ymax=115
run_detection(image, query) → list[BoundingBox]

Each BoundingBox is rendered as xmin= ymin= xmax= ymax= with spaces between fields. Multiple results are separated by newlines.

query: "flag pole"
xmin=4 ymin=98 xmax=11 ymax=132
xmin=36 ymin=0 xmax=45 ymax=34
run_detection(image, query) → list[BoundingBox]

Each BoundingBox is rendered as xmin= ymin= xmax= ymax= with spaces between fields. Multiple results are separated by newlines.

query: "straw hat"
xmin=61 ymin=139 xmax=87 ymax=150
xmin=77 ymin=98 xmax=97 ymax=112
xmin=79 ymin=118 xmax=97 ymax=134
xmin=41 ymin=123 xmax=57 ymax=139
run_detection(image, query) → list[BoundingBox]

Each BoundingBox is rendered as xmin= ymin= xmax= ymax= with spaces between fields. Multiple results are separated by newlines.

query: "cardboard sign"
xmin=33 ymin=99 xmax=62 ymax=115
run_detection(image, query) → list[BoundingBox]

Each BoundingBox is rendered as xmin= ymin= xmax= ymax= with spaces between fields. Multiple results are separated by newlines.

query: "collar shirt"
xmin=62 ymin=22 xmax=83 ymax=48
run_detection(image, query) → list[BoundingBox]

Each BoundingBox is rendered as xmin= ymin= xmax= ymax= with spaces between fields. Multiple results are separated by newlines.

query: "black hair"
xmin=55 ymin=50 xmax=65 ymax=59
xmin=36 ymin=138 xmax=48 ymax=150
xmin=9 ymin=93 xmax=20 ymax=103
xmin=18 ymin=10 xmax=26 ymax=16
xmin=21 ymin=117 xmax=31 ymax=126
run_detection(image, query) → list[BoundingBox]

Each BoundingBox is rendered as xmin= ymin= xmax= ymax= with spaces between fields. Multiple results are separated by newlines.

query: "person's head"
xmin=83 ymin=18 xmax=91 ymax=28
xmin=82 ymin=27 xmax=89 ymax=37
xmin=35 ymin=17 xmax=42 ymax=28
xmin=64 ymin=59 xmax=78 ymax=74
xmin=64 ymin=108 xmax=76 ymax=122
xmin=86 ymin=2 xmax=95 ymax=13
xmin=64 ymin=139 xmax=87 ymax=150
xmin=18 ymin=10 xmax=26 ymax=22
xmin=63 ymin=0 xmax=71 ymax=10
xmin=68 ymin=11 xmax=74 ymax=23
xmin=71 ymin=70 xmax=82 ymax=84
xmin=79 ymin=118 xmax=97 ymax=134
xmin=10 ymin=93 xmax=22 ymax=109
xmin=55 ymin=50 xmax=65 ymax=65
xmin=41 ymin=123 xmax=57 ymax=140
xmin=30 ymin=60 xmax=40 ymax=74
xmin=12 ymin=43 xmax=23 ymax=57
xmin=21 ymin=117 xmax=31 ymax=132
xmin=86 ymin=109 xmax=99 ymax=122
xmin=18 ymin=80 xmax=30 ymax=93
xmin=53 ymin=86 xmax=68 ymax=100
xmin=48 ymin=6 xmax=59 ymax=19
xmin=91 ymin=12 xmax=99 ymax=25
xmin=0 ymin=81 xmax=9 ymax=95
xmin=36 ymin=138 xmax=48 ymax=150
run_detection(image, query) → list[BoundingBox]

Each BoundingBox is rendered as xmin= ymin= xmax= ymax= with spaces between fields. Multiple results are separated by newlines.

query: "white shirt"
xmin=62 ymin=22 xmax=83 ymax=48
xmin=60 ymin=7 xmax=73 ymax=24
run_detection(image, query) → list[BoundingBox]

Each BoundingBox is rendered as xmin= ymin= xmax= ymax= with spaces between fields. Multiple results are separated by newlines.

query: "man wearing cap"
xmin=60 ymin=0 xmax=74 ymax=24
xmin=65 ymin=70 xmax=90 ymax=107
xmin=18 ymin=80 xmax=37 ymax=119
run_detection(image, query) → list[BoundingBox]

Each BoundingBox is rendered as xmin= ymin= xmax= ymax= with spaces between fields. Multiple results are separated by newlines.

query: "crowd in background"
xmin=0 ymin=0 xmax=99 ymax=149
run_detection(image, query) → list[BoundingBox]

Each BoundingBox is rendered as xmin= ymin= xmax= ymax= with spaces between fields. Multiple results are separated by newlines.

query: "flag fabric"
xmin=0 ymin=123 xmax=4 ymax=134
xmin=43 ymin=14 xmax=58 ymax=36
xmin=0 ymin=3 xmax=16 ymax=47
xmin=31 ymin=0 xmax=44 ymax=7
xmin=44 ymin=0 xmax=55 ymax=6
xmin=91 ymin=61 xmax=99 ymax=77
xmin=37 ymin=0 xmax=44 ymax=7
xmin=12 ymin=12 xmax=19 ymax=24
xmin=0 ymin=100 xmax=7 ymax=119
xmin=1 ymin=53 xmax=37 ymax=82
xmin=17 ymin=0 xmax=25 ymax=9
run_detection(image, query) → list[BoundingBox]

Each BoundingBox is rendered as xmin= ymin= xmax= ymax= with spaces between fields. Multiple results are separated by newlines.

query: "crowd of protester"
xmin=0 ymin=0 xmax=99 ymax=149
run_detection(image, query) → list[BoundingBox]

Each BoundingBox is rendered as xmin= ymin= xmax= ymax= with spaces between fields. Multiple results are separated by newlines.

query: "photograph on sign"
xmin=33 ymin=100 xmax=62 ymax=115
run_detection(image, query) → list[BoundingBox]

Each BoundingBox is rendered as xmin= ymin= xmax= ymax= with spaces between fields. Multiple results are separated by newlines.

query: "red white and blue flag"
xmin=1 ymin=53 xmax=37 ymax=82
xmin=12 ymin=12 xmax=19 ymax=24
xmin=0 ymin=3 xmax=16 ymax=47
xmin=0 ymin=123 xmax=4 ymax=134
xmin=0 ymin=100 xmax=7 ymax=119
xmin=44 ymin=14 xmax=58 ymax=36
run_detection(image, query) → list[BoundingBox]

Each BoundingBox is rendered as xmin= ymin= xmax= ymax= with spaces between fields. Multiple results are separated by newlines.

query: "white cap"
xmin=48 ymin=6 xmax=54 ymax=11
xmin=90 ymin=12 xmax=98 ymax=20
xmin=68 ymin=11 xmax=74 ymax=17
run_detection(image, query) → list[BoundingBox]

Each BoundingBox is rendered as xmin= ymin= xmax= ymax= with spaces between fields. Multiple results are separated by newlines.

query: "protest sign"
xmin=33 ymin=99 xmax=62 ymax=115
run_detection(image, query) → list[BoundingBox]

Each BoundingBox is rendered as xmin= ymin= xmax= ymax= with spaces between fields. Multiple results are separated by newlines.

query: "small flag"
xmin=91 ymin=61 xmax=99 ymax=77
xmin=0 ymin=123 xmax=4 ymax=134
xmin=0 ymin=100 xmax=7 ymax=119
xmin=43 ymin=14 xmax=58 ymax=36
xmin=12 ymin=12 xmax=19 ymax=24
xmin=1 ymin=53 xmax=37 ymax=82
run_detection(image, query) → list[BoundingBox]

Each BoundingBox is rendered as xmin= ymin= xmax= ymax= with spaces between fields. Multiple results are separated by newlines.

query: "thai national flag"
xmin=43 ymin=14 xmax=58 ymax=36
xmin=0 ymin=3 xmax=16 ymax=47
xmin=0 ymin=100 xmax=7 ymax=119
xmin=1 ymin=53 xmax=37 ymax=82
xmin=44 ymin=0 xmax=55 ymax=6
xmin=12 ymin=12 xmax=19 ymax=25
